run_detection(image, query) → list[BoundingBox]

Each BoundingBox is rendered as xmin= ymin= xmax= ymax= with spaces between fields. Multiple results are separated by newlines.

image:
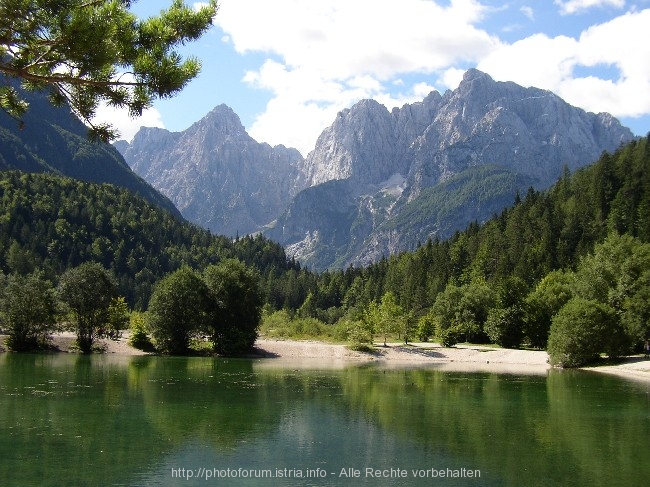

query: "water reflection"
xmin=0 ymin=354 xmax=648 ymax=486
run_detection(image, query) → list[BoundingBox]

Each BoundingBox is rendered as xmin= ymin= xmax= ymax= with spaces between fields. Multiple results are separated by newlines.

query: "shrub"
xmin=128 ymin=313 xmax=153 ymax=351
xmin=547 ymin=298 xmax=617 ymax=367
xmin=438 ymin=326 xmax=461 ymax=347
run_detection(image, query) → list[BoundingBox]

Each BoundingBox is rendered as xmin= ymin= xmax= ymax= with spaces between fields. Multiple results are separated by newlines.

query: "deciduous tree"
xmin=202 ymin=259 xmax=262 ymax=355
xmin=1 ymin=270 xmax=57 ymax=351
xmin=547 ymin=298 xmax=617 ymax=367
xmin=58 ymin=262 xmax=116 ymax=352
xmin=147 ymin=266 xmax=208 ymax=354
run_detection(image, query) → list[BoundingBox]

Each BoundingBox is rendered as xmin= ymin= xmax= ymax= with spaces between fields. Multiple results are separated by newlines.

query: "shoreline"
xmin=2 ymin=333 xmax=649 ymax=381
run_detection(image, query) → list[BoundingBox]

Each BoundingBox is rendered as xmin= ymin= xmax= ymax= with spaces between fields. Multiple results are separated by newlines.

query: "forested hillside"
xmin=0 ymin=171 xmax=298 ymax=309
xmin=0 ymin=82 xmax=179 ymax=215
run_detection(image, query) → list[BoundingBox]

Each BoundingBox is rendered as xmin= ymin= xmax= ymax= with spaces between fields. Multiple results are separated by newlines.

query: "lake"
xmin=1 ymin=353 xmax=649 ymax=486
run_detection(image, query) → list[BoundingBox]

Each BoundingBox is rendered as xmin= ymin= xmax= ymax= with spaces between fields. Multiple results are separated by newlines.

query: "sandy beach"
xmin=252 ymin=339 xmax=551 ymax=375
xmin=2 ymin=332 xmax=649 ymax=381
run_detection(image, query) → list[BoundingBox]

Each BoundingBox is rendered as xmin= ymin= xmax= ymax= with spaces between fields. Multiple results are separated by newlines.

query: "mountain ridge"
xmin=116 ymin=104 xmax=306 ymax=237
xmin=118 ymin=69 xmax=634 ymax=270
xmin=267 ymin=69 xmax=633 ymax=269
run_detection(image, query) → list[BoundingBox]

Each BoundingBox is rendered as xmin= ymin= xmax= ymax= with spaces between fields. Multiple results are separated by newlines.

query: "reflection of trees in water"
xmin=337 ymin=367 xmax=650 ymax=487
xmin=0 ymin=355 xmax=287 ymax=486
xmin=1 ymin=356 xmax=648 ymax=487
xmin=139 ymin=357 xmax=283 ymax=448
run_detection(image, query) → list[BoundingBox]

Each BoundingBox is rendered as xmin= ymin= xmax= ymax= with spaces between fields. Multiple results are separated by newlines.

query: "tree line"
xmin=1 ymin=136 xmax=649 ymax=364
xmin=1 ymin=259 xmax=262 ymax=355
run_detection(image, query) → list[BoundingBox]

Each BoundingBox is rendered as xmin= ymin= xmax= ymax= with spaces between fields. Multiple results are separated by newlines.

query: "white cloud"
xmin=209 ymin=0 xmax=649 ymax=153
xmin=93 ymin=104 xmax=165 ymax=142
xmin=215 ymin=0 xmax=500 ymax=154
xmin=439 ymin=68 xmax=467 ymax=90
xmin=520 ymin=6 xmax=535 ymax=20
xmin=478 ymin=9 xmax=650 ymax=118
xmin=555 ymin=0 xmax=625 ymax=15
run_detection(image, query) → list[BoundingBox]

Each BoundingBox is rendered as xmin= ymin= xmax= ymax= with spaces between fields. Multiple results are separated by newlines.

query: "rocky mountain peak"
xmin=202 ymin=104 xmax=245 ymax=132
xmin=267 ymin=69 xmax=635 ymax=270
xmin=304 ymin=98 xmax=406 ymax=186
xmin=118 ymin=105 xmax=307 ymax=237
xmin=117 ymin=69 xmax=634 ymax=271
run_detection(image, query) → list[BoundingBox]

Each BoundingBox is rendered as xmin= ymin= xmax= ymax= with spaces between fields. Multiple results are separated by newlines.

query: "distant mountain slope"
xmin=267 ymin=69 xmax=634 ymax=269
xmin=116 ymin=105 xmax=306 ymax=236
xmin=0 ymin=83 xmax=179 ymax=216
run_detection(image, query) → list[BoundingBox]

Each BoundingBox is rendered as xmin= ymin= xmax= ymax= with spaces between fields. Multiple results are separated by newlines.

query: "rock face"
xmin=116 ymin=105 xmax=306 ymax=236
xmin=118 ymin=70 xmax=633 ymax=270
xmin=266 ymin=69 xmax=634 ymax=269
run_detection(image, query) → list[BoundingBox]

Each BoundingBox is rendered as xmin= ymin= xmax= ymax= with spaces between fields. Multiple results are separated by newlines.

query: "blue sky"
xmin=99 ymin=0 xmax=650 ymax=156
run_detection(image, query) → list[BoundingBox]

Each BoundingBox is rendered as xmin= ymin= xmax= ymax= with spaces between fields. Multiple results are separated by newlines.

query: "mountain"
xmin=116 ymin=105 xmax=306 ymax=237
xmin=116 ymin=69 xmax=634 ymax=271
xmin=266 ymin=69 xmax=634 ymax=269
xmin=0 ymin=83 xmax=179 ymax=216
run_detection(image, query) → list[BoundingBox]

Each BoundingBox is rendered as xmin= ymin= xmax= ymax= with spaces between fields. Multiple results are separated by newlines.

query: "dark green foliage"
xmin=147 ymin=267 xmax=209 ymax=354
xmin=0 ymin=171 xmax=296 ymax=309
xmin=547 ymin=298 xmax=618 ymax=367
xmin=202 ymin=259 xmax=263 ymax=355
xmin=147 ymin=261 xmax=263 ymax=355
xmin=523 ymin=271 xmax=574 ymax=348
xmin=58 ymin=262 xmax=116 ymax=353
xmin=485 ymin=306 xmax=525 ymax=348
xmin=1 ymin=270 xmax=57 ymax=351
xmin=431 ymin=279 xmax=495 ymax=344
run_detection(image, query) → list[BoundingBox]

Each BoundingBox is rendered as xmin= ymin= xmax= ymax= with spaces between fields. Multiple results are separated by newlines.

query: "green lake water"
xmin=1 ymin=353 xmax=649 ymax=487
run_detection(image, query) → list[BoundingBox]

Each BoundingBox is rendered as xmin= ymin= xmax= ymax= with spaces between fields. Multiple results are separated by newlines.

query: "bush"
xmin=128 ymin=313 xmax=153 ymax=351
xmin=547 ymin=298 xmax=617 ymax=367
xmin=259 ymin=310 xmax=334 ymax=340
xmin=438 ymin=326 xmax=461 ymax=347
xmin=485 ymin=306 xmax=524 ymax=348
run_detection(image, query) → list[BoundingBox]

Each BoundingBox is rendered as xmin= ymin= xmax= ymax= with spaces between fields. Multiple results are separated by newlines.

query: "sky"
xmin=98 ymin=0 xmax=650 ymax=156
